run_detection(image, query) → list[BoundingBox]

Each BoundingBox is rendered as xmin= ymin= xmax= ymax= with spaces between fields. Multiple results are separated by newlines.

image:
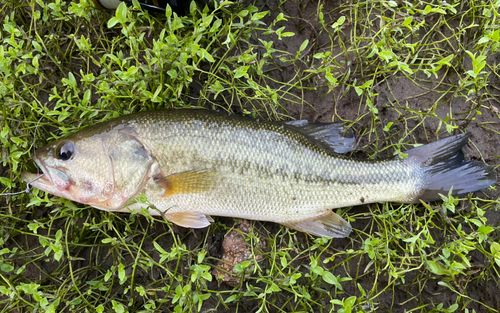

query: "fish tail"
xmin=407 ymin=133 xmax=496 ymax=202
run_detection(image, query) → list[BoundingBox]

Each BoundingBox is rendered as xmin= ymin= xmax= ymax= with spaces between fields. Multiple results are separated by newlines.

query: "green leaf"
xmin=199 ymin=49 xmax=215 ymax=62
xmin=438 ymin=280 xmax=456 ymax=291
xmin=165 ymin=4 xmax=171 ymax=18
xmin=197 ymin=250 xmax=207 ymax=264
xmin=55 ymin=229 xmax=62 ymax=241
xmin=234 ymin=66 xmax=249 ymax=79
xmin=478 ymin=225 xmax=494 ymax=235
xmin=378 ymin=50 xmax=394 ymax=62
xmin=209 ymin=81 xmax=224 ymax=95
xmin=281 ymin=32 xmax=295 ymax=38
xmin=280 ymin=256 xmax=287 ymax=268
xmin=299 ymin=39 xmax=309 ymax=52
xmin=112 ymin=300 xmax=125 ymax=313
xmin=311 ymin=265 xmax=324 ymax=275
xmin=1 ymin=263 xmax=14 ymax=273
xmin=289 ymin=273 xmax=301 ymax=285
xmin=402 ymin=16 xmax=413 ymax=27
xmin=383 ymin=122 xmax=393 ymax=132
xmin=66 ymin=72 xmax=77 ymax=89
xmin=0 ymin=286 xmax=11 ymax=295
xmin=442 ymin=248 xmax=450 ymax=259
xmin=131 ymin=0 xmax=141 ymax=9
xmin=54 ymin=250 xmax=63 ymax=262
xmin=252 ymin=11 xmax=268 ymax=21
xmin=491 ymin=242 xmax=500 ymax=254
xmin=427 ymin=260 xmax=447 ymax=275
xmin=225 ymin=294 xmax=241 ymax=303
xmin=12 ymin=136 xmax=25 ymax=146
xmin=322 ymin=272 xmax=342 ymax=290
xmin=32 ymin=41 xmax=42 ymax=52
xmin=331 ymin=16 xmax=346 ymax=29
xmin=345 ymin=296 xmax=357 ymax=307
xmin=115 ymin=2 xmax=128 ymax=24
xmin=473 ymin=55 xmax=487 ymax=75
xmin=360 ymin=80 xmax=373 ymax=89
xmin=107 ymin=17 xmax=119 ymax=28
xmin=478 ymin=37 xmax=490 ymax=45
xmin=492 ymin=30 xmax=500 ymax=42
xmin=490 ymin=242 xmax=500 ymax=267
xmin=10 ymin=151 xmax=23 ymax=160
xmin=437 ymin=54 xmax=454 ymax=66
xmin=190 ymin=0 xmax=196 ymax=14
xmin=268 ymin=282 xmax=281 ymax=293
xmin=0 ymin=177 xmax=11 ymax=187
xmin=118 ymin=263 xmax=126 ymax=285
xmin=465 ymin=70 xmax=476 ymax=78
xmin=403 ymin=233 xmax=420 ymax=243
xmin=275 ymin=12 xmax=287 ymax=22
xmin=104 ymin=270 xmax=112 ymax=282
xmin=325 ymin=69 xmax=338 ymax=87
xmin=102 ymin=237 xmax=117 ymax=244
xmin=82 ymin=89 xmax=91 ymax=106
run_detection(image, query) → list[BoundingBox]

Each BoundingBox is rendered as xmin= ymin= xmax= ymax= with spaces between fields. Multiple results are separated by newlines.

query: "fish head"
xmin=22 ymin=127 xmax=153 ymax=211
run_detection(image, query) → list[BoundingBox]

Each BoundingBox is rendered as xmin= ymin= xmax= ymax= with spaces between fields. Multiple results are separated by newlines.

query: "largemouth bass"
xmin=22 ymin=110 xmax=496 ymax=237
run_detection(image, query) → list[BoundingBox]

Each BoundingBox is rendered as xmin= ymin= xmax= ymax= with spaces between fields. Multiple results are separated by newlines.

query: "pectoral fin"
xmin=282 ymin=211 xmax=352 ymax=238
xmin=154 ymin=169 xmax=215 ymax=197
xmin=165 ymin=211 xmax=214 ymax=228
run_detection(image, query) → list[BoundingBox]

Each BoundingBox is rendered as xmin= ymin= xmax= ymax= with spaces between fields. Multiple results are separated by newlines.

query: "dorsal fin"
xmin=279 ymin=120 xmax=355 ymax=154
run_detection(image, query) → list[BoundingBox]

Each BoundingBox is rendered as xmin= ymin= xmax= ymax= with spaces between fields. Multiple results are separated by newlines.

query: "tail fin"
xmin=407 ymin=133 xmax=496 ymax=202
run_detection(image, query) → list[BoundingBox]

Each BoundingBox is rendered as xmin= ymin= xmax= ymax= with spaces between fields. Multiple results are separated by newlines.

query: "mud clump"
xmin=213 ymin=220 xmax=267 ymax=287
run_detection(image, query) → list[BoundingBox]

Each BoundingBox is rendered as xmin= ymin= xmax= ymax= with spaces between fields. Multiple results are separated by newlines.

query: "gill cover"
xmin=107 ymin=129 xmax=154 ymax=203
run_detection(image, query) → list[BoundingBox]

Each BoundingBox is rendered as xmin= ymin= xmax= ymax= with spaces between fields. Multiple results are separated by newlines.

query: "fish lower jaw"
xmin=21 ymin=171 xmax=55 ymax=190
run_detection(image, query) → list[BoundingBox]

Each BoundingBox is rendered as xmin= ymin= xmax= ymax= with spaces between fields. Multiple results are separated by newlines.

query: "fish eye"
xmin=54 ymin=141 xmax=74 ymax=161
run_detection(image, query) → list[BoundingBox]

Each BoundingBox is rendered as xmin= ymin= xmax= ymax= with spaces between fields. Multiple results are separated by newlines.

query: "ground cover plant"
xmin=0 ymin=0 xmax=499 ymax=311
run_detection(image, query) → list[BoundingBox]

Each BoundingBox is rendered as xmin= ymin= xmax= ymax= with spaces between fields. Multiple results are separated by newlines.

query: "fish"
xmin=21 ymin=109 xmax=496 ymax=238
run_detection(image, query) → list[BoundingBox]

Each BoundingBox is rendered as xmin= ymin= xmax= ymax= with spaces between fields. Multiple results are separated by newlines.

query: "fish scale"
xmin=128 ymin=111 xmax=420 ymax=221
xmin=22 ymin=109 xmax=496 ymax=238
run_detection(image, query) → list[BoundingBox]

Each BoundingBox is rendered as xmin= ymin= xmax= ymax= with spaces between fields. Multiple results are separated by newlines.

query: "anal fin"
xmin=165 ymin=211 xmax=214 ymax=228
xmin=282 ymin=211 xmax=352 ymax=238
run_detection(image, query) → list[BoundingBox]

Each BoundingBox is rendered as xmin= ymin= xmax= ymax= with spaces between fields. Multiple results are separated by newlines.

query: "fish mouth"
xmin=21 ymin=157 xmax=58 ymax=194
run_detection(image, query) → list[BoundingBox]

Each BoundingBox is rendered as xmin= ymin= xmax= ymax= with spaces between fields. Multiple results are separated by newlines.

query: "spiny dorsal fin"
xmin=280 ymin=120 xmax=355 ymax=154
xmin=282 ymin=210 xmax=352 ymax=238
xmin=154 ymin=169 xmax=215 ymax=197
xmin=165 ymin=211 xmax=214 ymax=228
